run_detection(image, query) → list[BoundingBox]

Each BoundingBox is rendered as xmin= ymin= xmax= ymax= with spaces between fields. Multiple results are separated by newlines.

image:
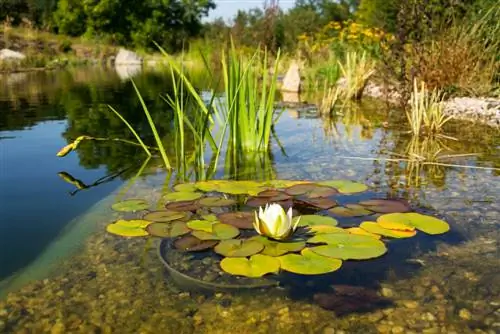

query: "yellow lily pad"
xmin=278 ymin=248 xmax=342 ymax=275
xmin=376 ymin=213 xmax=415 ymax=231
xmin=308 ymin=233 xmax=387 ymax=260
xmin=111 ymin=199 xmax=149 ymax=212
xmin=309 ymin=225 xmax=348 ymax=234
xmin=220 ymin=254 xmax=280 ymax=277
xmin=360 ymin=222 xmax=417 ymax=238
xmin=250 ymin=236 xmax=306 ymax=256
xmin=106 ymin=222 xmax=149 ymax=237
xmin=113 ymin=219 xmax=152 ymax=228
xmin=191 ymin=223 xmax=240 ymax=240
xmin=187 ymin=219 xmax=219 ymax=232
xmin=163 ymin=191 xmax=203 ymax=202
xmin=346 ymin=227 xmax=382 ymax=239
xmin=173 ymin=183 xmax=197 ymax=192
xmin=214 ymin=239 xmax=264 ymax=257
xmin=404 ymin=213 xmax=450 ymax=235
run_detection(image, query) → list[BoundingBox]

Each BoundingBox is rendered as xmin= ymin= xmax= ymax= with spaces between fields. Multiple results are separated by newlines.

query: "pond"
xmin=0 ymin=67 xmax=499 ymax=333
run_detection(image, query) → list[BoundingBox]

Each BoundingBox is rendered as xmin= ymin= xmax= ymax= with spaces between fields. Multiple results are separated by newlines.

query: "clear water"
xmin=0 ymin=68 xmax=499 ymax=333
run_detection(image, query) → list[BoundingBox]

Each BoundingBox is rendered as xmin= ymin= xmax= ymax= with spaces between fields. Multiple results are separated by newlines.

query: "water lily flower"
xmin=253 ymin=203 xmax=300 ymax=241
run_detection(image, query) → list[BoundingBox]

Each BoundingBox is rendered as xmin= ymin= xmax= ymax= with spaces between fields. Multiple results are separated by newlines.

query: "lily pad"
xmin=111 ymin=199 xmax=149 ymax=212
xmin=284 ymin=183 xmax=317 ymax=196
xmin=297 ymin=215 xmax=338 ymax=227
xmin=346 ymin=227 xmax=382 ymax=239
xmin=214 ymin=239 xmax=264 ymax=257
xmin=297 ymin=197 xmax=338 ymax=210
xmin=196 ymin=180 xmax=266 ymax=195
xmin=404 ymin=213 xmax=450 ymax=235
xmin=201 ymin=214 xmax=218 ymax=221
xmin=165 ymin=200 xmax=200 ymax=212
xmin=174 ymin=235 xmax=219 ymax=252
xmin=146 ymin=222 xmax=191 ymax=238
xmin=257 ymin=189 xmax=284 ymax=197
xmin=250 ymin=236 xmax=306 ymax=256
xmin=143 ymin=210 xmax=188 ymax=222
xmin=319 ymin=180 xmax=368 ymax=194
xmin=245 ymin=197 xmax=271 ymax=207
xmin=173 ymin=183 xmax=198 ymax=192
xmin=309 ymin=225 xmax=348 ymax=234
xmin=164 ymin=191 xmax=203 ymax=202
xmin=199 ymin=197 xmax=237 ymax=207
xmin=278 ymin=249 xmax=342 ymax=275
xmin=359 ymin=199 xmax=410 ymax=213
xmin=360 ymin=222 xmax=417 ymax=238
xmin=112 ymin=219 xmax=152 ymax=228
xmin=187 ymin=219 xmax=218 ymax=232
xmin=106 ymin=221 xmax=149 ymax=237
xmin=218 ymin=211 xmax=254 ymax=229
xmin=220 ymin=254 xmax=280 ymax=277
xmin=376 ymin=213 xmax=414 ymax=231
xmin=191 ymin=223 xmax=240 ymax=240
xmin=329 ymin=205 xmax=372 ymax=217
xmin=308 ymin=234 xmax=387 ymax=260
xmin=307 ymin=185 xmax=338 ymax=198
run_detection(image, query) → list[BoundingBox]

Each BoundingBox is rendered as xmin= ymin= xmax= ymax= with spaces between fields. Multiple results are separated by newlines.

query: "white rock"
xmin=114 ymin=48 xmax=143 ymax=65
xmin=281 ymin=62 xmax=301 ymax=92
xmin=0 ymin=49 xmax=26 ymax=61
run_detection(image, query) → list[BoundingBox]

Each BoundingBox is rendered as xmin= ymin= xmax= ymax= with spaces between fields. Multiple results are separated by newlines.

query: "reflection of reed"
xmin=320 ymin=103 xmax=374 ymax=141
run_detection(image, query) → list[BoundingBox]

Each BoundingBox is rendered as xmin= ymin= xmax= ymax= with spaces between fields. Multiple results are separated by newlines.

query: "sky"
xmin=207 ymin=0 xmax=296 ymax=21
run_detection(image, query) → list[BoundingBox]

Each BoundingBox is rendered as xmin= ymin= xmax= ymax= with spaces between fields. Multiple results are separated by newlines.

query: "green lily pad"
xmin=359 ymin=199 xmax=410 ymax=213
xmin=113 ymin=219 xmax=152 ymax=228
xmin=214 ymin=239 xmax=265 ymax=257
xmin=164 ymin=191 xmax=203 ymax=202
xmin=284 ymin=183 xmax=317 ymax=196
xmin=220 ymin=254 xmax=280 ymax=277
xmin=106 ymin=220 xmax=149 ymax=237
xmin=278 ymin=249 xmax=342 ymax=275
xmin=346 ymin=227 xmax=382 ymax=239
xmin=187 ymin=219 xmax=218 ymax=232
xmin=146 ymin=222 xmax=190 ymax=238
xmin=111 ymin=199 xmax=149 ymax=212
xmin=173 ymin=183 xmax=197 ymax=192
xmin=360 ymin=222 xmax=417 ymax=238
xmin=143 ymin=210 xmax=188 ymax=222
xmin=191 ymin=223 xmax=240 ymax=240
xmin=195 ymin=180 xmax=266 ymax=195
xmin=250 ymin=236 xmax=306 ymax=256
xmin=376 ymin=213 xmax=414 ymax=230
xmin=174 ymin=235 xmax=219 ymax=252
xmin=309 ymin=225 xmax=348 ymax=234
xmin=217 ymin=211 xmax=254 ymax=229
xmin=297 ymin=215 xmax=338 ymax=227
xmin=165 ymin=200 xmax=200 ymax=212
xmin=404 ymin=213 xmax=450 ymax=235
xmin=198 ymin=197 xmax=237 ymax=207
xmin=201 ymin=214 xmax=218 ymax=221
xmin=329 ymin=205 xmax=372 ymax=217
xmin=308 ymin=233 xmax=387 ymax=260
xmin=319 ymin=180 xmax=368 ymax=194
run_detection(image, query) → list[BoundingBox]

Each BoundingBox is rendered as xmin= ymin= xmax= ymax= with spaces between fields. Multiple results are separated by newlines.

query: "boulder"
xmin=281 ymin=62 xmax=301 ymax=93
xmin=0 ymin=49 xmax=26 ymax=61
xmin=114 ymin=48 xmax=143 ymax=65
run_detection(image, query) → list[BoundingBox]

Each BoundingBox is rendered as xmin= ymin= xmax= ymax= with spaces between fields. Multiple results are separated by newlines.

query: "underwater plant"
xmin=253 ymin=203 xmax=301 ymax=241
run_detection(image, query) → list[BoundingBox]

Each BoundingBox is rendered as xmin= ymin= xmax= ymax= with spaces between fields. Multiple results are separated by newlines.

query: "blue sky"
xmin=207 ymin=0 xmax=296 ymax=21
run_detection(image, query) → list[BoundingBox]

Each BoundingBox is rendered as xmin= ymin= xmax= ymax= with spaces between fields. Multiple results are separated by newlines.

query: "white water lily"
xmin=253 ymin=203 xmax=301 ymax=241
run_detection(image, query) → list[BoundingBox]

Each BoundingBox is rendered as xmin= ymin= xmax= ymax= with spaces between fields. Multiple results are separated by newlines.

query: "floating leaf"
xmin=174 ymin=235 xmax=218 ymax=252
xmin=113 ymin=219 xmax=152 ymax=228
xmin=249 ymin=236 xmax=306 ymax=256
xmin=111 ymin=199 xmax=149 ymax=212
xmin=278 ymin=249 xmax=342 ymax=275
xmin=404 ymin=213 xmax=450 ymax=235
xmin=220 ymin=254 xmax=280 ymax=277
xmin=319 ymin=180 xmax=368 ymax=194
xmin=376 ymin=213 xmax=414 ymax=230
xmin=214 ymin=239 xmax=264 ymax=257
xmin=106 ymin=222 xmax=149 ymax=237
xmin=191 ymin=223 xmax=240 ymax=240
xmin=308 ymin=234 xmax=387 ymax=260
xmin=297 ymin=215 xmax=338 ymax=227
xmin=143 ymin=210 xmax=188 ymax=222
xmin=164 ymin=191 xmax=203 ymax=202
xmin=309 ymin=225 xmax=347 ymax=234
xmin=146 ymin=222 xmax=190 ymax=238
xmin=359 ymin=199 xmax=410 ymax=213
xmin=173 ymin=183 xmax=198 ymax=192
xmin=329 ymin=205 xmax=372 ymax=217
xmin=218 ymin=211 xmax=254 ymax=229
xmin=346 ymin=227 xmax=381 ymax=239
xmin=187 ymin=219 xmax=218 ymax=232
xmin=307 ymin=185 xmax=338 ymax=198
xmin=360 ymin=222 xmax=417 ymax=238
xmin=284 ymin=183 xmax=317 ymax=196
xmin=199 ymin=197 xmax=237 ymax=207
xmin=297 ymin=198 xmax=338 ymax=210
xmin=257 ymin=189 xmax=284 ymax=197
xmin=245 ymin=196 xmax=271 ymax=207
xmin=165 ymin=200 xmax=200 ymax=212
xmin=195 ymin=180 xmax=266 ymax=195
xmin=201 ymin=214 xmax=218 ymax=222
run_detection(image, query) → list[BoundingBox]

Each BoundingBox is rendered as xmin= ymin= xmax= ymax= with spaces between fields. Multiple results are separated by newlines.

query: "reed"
xmin=337 ymin=51 xmax=375 ymax=100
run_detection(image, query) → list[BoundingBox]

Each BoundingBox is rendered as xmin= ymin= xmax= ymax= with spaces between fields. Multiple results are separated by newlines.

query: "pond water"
xmin=0 ymin=67 xmax=499 ymax=333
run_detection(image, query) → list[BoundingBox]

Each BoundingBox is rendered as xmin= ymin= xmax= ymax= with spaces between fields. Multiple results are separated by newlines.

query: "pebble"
xmin=392 ymin=326 xmax=405 ymax=334
xmin=368 ymin=311 xmax=384 ymax=322
xmin=0 ymin=309 xmax=7 ymax=317
xmin=459 ymin=308 xmax=472 ymax=320
xmin=323 ymin=328 xmax=336 ymax=334
xmin=376 ymin=324 xmax=391 ymax=333
xmin=381 ymin=288 xmax=394 ymax=298
xmin=422 ymin=312 xmax=436 ymax=322
xmin=402 ymin=300 xmax=419 ymax=309
xmin=0 ymin=320 xmax=5 ymax=331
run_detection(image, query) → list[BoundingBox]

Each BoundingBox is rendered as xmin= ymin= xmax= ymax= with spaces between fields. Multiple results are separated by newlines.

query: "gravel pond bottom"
xmin=1 ymin=158 xmax=499 ymax=334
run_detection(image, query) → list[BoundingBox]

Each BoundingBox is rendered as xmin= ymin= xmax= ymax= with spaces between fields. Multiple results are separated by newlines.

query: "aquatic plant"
xmin=253 ymin=203 xmax=300 ymax=241
xmin=106 ymin=178 xmax=451 ymax=279
xmin=407 ymin=79 xmax=452 ymax=136
xmin=337 ymin=51 xmax=376 ymax=100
